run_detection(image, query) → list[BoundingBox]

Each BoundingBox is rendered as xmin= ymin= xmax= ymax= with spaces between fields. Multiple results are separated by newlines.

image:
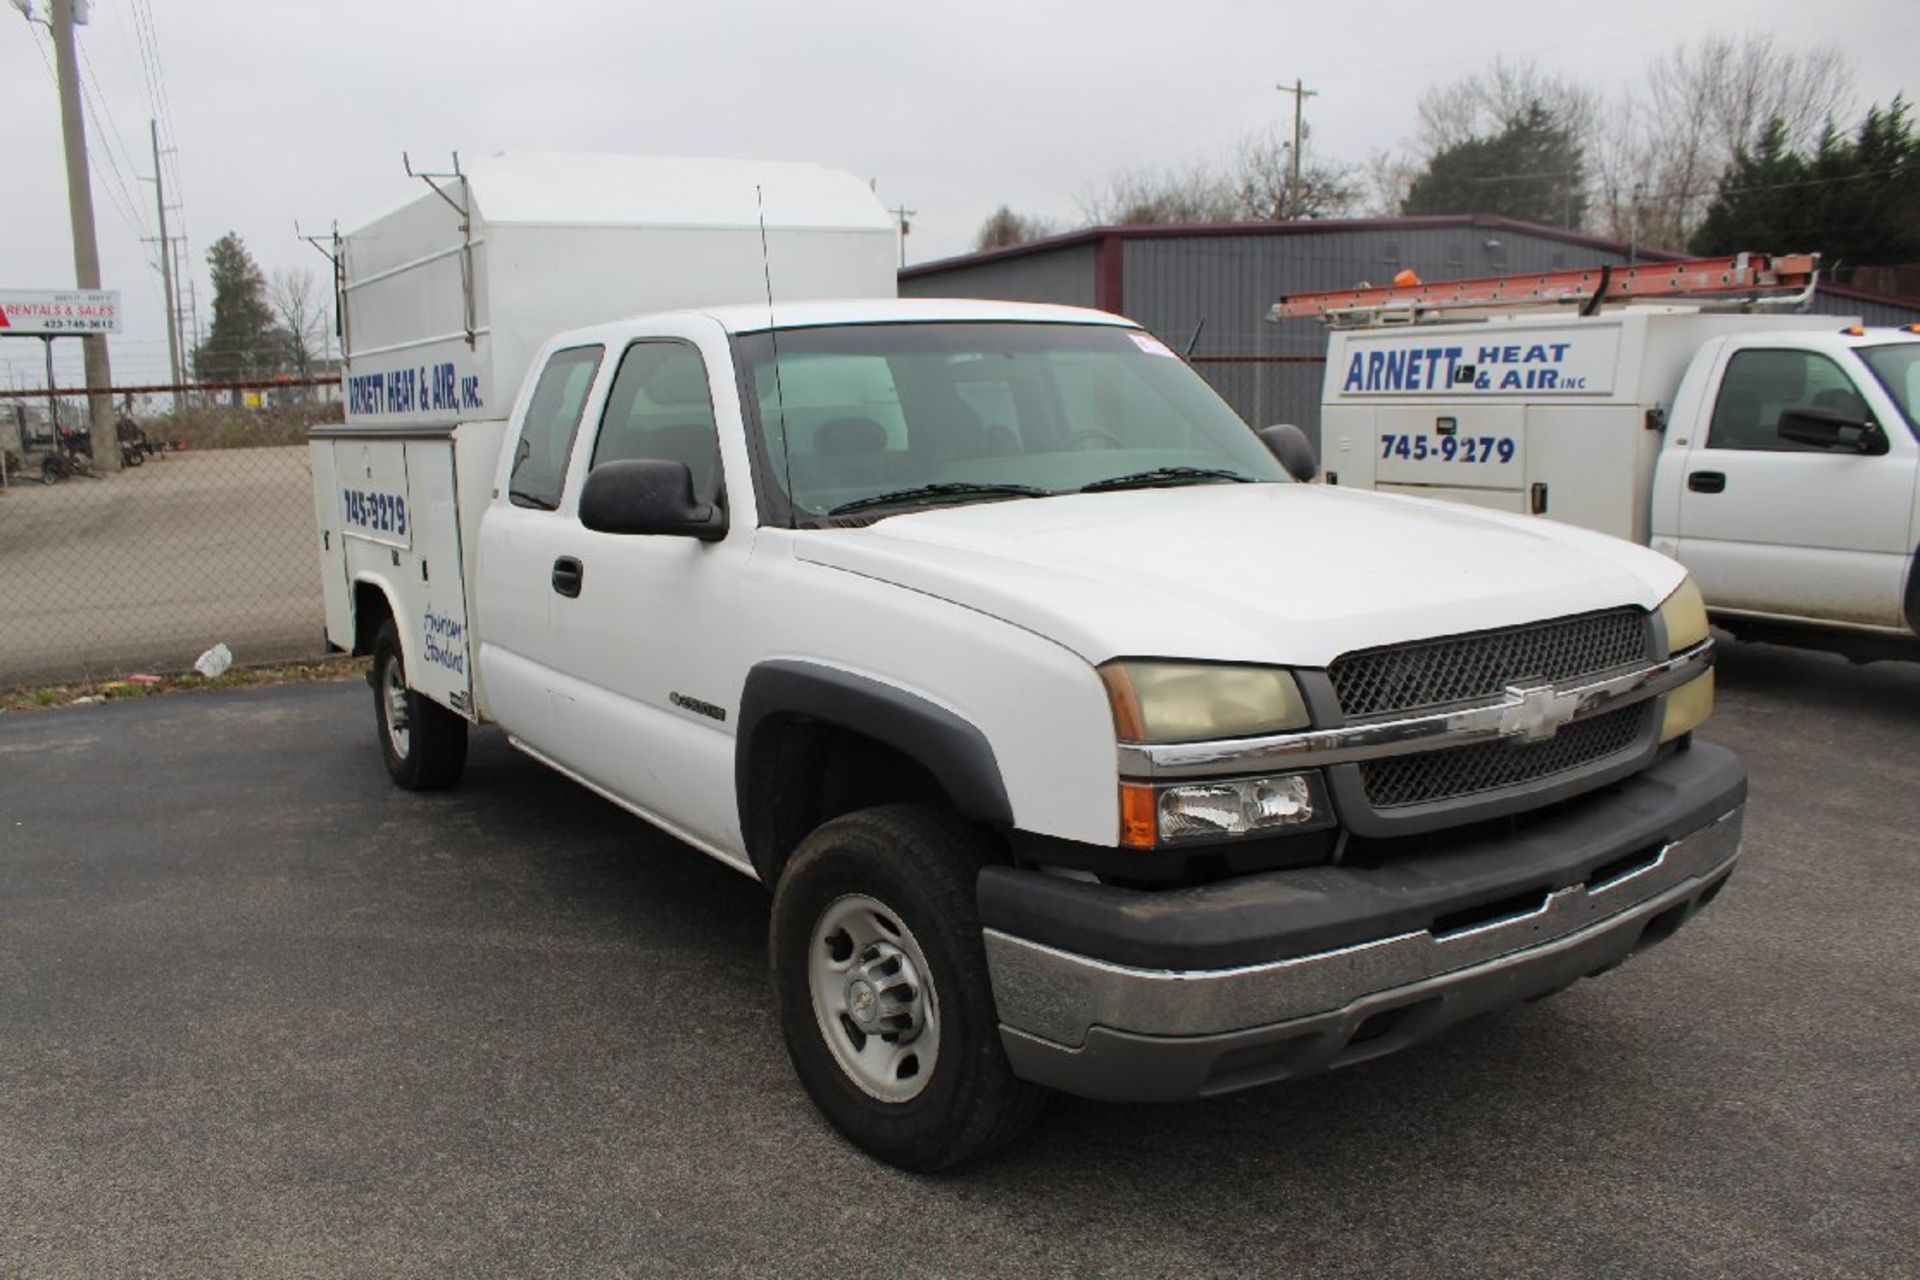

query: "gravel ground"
xmin=0 ymin=640 xmax=1913 ymax=1278
xmin=0 ymin=446 xmax=322 ymax=686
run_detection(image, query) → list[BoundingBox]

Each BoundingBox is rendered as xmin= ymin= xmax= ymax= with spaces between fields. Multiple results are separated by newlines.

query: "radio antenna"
xmin=756 ymin=184 xmax=798 ymax=527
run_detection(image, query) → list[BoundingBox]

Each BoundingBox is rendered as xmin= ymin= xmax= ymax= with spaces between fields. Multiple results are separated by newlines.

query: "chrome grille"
xmin=1329 ymin=609 xmax=1650 ymax=720
xmin=1358 ymin=704 xmax=1652 ymax=809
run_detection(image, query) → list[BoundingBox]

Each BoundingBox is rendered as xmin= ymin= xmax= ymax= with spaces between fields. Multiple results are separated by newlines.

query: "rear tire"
xmin=372 ymin=618 xmax=467 ymax=790
xmin=770 ymin=805 xmax=1047 ymax=1170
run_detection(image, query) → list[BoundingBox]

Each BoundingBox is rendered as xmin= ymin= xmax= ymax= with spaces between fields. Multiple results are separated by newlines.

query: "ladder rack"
xmin=1270 ymin=252 xmax=1820 ymax=328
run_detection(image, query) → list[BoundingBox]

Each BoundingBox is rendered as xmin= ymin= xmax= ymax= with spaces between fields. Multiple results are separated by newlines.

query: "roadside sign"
xmin=0 ymin=288 xmax=122 ymax=335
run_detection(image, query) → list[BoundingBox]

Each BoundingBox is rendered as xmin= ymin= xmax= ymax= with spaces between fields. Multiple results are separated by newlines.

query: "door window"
xmin=590 ymin=341 xmax=725 ymax=505
xmin=509 ymin=345 xmax=604 ymax=509
xmin=1706 ymin=349 xmax=1870 ymax=452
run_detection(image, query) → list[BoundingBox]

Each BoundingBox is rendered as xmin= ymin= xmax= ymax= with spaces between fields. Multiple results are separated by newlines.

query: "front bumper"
xmin=982 ymin=743 xmax=1745 ymax=1102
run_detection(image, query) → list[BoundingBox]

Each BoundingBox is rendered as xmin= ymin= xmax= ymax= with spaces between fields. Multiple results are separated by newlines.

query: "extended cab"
xmin=312 ymin=156 xmax=1745 ymax=1169
xmin=1286 ymin=255 xmax=1920 ymax=660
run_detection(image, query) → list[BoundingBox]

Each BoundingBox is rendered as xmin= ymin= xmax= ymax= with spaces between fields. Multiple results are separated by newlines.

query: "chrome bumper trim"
xmin=984 ymin=805 xmax=1742 ymax=1048
xmin=1116 ymin=638 xmax=1714 ymax=780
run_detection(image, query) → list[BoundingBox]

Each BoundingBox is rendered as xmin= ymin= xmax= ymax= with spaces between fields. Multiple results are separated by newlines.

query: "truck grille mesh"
xmin=1328 ymin=609 xmax=1650 ymax=720
xmin=1359 ymin=704 xmax=1652 ymax=809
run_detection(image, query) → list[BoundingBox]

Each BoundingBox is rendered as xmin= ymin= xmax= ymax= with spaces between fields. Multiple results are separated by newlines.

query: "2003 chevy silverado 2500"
xmin=311 ymin=155 xmax=1744 ymax=1168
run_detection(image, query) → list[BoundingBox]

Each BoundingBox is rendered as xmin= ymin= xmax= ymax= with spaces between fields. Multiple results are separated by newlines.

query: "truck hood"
xmin=792 ymin=484 xmax=1684 ymax=667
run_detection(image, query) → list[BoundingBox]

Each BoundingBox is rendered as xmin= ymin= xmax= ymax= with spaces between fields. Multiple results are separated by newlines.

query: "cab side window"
xmin=591 ymin=341 xmax=724 ymax=505
xmin=1707 ymin=349 xmax=1870 ymax=452
xmin=509 ymin=345 xmax=604 ymax=509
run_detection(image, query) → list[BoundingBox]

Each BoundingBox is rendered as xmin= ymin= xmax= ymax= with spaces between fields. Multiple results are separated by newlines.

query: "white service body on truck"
xmin=1317 ymin=309 xmax=1920 ymax=653
xmin=311 ymin=155 xmax=1747 ymax=1171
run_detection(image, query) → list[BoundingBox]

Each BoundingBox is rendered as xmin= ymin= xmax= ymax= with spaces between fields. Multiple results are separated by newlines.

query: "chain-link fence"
xmin=1 ymin=396 xmax=339 ymax=687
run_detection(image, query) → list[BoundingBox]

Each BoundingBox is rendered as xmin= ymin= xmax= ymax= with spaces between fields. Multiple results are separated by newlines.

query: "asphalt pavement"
xmin=0 ymin=642 xmax=1914 ymax=1278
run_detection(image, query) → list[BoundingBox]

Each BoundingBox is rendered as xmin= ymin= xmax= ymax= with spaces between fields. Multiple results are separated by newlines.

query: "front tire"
xmin=372 ymin=618 xmax=467 ymax=790
xmin=770 ymin=805 xmax=1047 ymax=1170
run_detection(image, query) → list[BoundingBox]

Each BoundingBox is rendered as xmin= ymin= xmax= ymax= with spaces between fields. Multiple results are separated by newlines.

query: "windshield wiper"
xmin=1079 ymin=466 xmax=1254 ymax=493
xmin=828 ymin=482 xmax=1050 ymax=518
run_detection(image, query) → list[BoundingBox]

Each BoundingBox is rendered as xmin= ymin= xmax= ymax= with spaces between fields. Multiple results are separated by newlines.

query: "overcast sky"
xmin=3 ymin=0 xmax=1915 ymax=391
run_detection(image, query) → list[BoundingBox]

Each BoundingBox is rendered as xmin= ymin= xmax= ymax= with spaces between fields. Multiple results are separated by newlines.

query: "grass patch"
xmin=141 ymin=401 xmax=344 ymax=452
xmin=0 ymin=655 xmax=369 ymax=715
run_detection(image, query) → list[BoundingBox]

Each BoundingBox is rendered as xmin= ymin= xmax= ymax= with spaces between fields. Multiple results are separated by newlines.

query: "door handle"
xmin=551 ymin=556 xmax=584 ymax=598
xmin=1687 ymin=471 xmax=1727 ymax=494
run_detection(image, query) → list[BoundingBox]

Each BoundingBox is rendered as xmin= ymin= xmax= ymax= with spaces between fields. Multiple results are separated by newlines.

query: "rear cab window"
xmin=509 ymin=345 xmax=604 ymax=509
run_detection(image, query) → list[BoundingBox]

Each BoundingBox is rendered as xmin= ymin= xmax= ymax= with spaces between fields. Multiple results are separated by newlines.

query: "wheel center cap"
xmin=846 ymin=979 xmax=879 ymax=1027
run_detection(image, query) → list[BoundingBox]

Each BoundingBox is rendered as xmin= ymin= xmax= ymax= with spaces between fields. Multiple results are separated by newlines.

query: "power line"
xmin=130 ymin=0 xmax=182 ymax=197
xmin=23 ymin=23 xmax=146 ymax=250
xmin=76 ymin=41 xmax=145 ymax=204
xmin=1453 ymin=161 xmax=1914 ymax=200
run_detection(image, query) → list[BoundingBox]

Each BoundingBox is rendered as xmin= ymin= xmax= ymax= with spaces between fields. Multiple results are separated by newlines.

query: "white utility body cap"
xmin=338 ymin=152 xmax=898 ymax=428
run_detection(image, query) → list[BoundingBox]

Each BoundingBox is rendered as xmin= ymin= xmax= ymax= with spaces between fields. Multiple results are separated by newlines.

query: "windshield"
xmin=1856 ymin=343 xmax=1920 ymax=435
xmin=731 ymin=322 xmax=1287 ymax=524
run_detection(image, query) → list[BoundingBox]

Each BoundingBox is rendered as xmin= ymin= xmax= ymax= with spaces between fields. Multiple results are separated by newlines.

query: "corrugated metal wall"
xmin=1122 ymin=229 xmax=1631 ymax=446
xmin=901 ymin=230 xmax=1920 ymax=449
xmin=1809 ymin=288 xmax=1920 ymax=327
xmin=898 ymin=243 xmax=1098 ymax=308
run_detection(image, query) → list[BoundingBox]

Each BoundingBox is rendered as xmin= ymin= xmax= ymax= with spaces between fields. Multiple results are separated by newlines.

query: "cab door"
xmin=472 ymin=343 xmax=607 ymax=745
xmin=543 ymin=324 xmax=758 ymax=855
xmin=1673 ymin=344 xmax=1918 ymax=628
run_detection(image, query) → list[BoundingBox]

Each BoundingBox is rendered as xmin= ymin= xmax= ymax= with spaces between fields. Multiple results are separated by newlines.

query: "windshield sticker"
xmin=1129 ymin=332 xmax=1177 ymax=358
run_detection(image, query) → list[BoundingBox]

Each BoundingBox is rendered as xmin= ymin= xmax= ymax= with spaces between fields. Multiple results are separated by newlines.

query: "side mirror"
xmin=579 ymin=459 xmax=726 ymax=541
xmin=1258 ymin=423 xmax=1319 ymax=482
xmin=1777 ymin=406 xmax=1887 ymax=455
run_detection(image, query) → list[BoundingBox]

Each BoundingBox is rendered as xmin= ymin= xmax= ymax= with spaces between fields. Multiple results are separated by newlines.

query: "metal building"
xmin=900 ymin=215 xmax=1920 ymax=446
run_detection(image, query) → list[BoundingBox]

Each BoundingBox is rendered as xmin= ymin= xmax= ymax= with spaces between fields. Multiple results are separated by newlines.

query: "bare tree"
xmin=1415 ymin=57 xmax=1600 ymax=155
xmin=1594 ymin=34 xmax=1850 ymax=247
xmin=1076 ymin=162 xmax=1242 ymax=225
xmin=974 ymin=205 xmax=1057 ymax=251
xmin=267 ymin=266 xmax=327 ymax=380
xmin=1361 ymin=147 xmax=1421 ymax=217
xmin=1231 ymin=127 xmax=1363 ymax=220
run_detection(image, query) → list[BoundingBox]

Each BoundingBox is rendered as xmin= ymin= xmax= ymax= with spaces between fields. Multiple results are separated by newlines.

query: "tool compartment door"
xmin=1525 ymin=404 xmax=1651 ymax=542
xmin=1372 ymin=404 xmax=1526 ymax=494
xmin=402 ymin=439 xmax=477 ymax=718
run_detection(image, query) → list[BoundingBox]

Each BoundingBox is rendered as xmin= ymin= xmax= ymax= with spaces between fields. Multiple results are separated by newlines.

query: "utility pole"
xmin=889 ymin=204 xmax=915 ymax=269
xmin=1277 ymin=78 xmax=1319 ymax=220
xmin=49 ymin=0 xmax=119 ymax=469
xmin=146 ymin=118 xmax=183 ymax=413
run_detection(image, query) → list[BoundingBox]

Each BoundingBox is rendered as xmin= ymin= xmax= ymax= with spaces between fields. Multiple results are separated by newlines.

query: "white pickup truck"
xmin=312 ymin=155 xmax=1744 ymax=1169
xmin=1283 ymin=256 xmax=1920 ymax=661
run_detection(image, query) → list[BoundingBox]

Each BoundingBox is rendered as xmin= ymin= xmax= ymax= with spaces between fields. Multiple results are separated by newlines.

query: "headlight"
xmin=1098 ymin=660 xmax=1310 ymax=743
xmin=1657 ymin=575 xmax=1709 ymax=653
xmin=1119 ymin=772 xmax=1332 ymax=848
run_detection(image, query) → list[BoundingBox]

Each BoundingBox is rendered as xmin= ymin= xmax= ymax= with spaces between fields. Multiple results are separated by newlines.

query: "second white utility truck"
xmin=311 ymin=154 xmax=1744 ymax=1169
xmin=1279 ymin=255 xmax=1920 ymax=660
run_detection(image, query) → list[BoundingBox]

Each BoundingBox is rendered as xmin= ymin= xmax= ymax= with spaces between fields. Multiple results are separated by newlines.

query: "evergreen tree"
xmin=1692 ymin=97 xmax=1920 ymax=267
xmin=1402 ymin=103 xmax=1588 ymax=227
xmin=193 ymin=233 xmax=291 ymax=385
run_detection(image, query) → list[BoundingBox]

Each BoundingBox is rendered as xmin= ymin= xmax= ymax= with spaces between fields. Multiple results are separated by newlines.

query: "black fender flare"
xmin=1905 ymin=544 xmax=1920 ymax=636
xmin=735 ymin=660 xmax=1014 ymax=868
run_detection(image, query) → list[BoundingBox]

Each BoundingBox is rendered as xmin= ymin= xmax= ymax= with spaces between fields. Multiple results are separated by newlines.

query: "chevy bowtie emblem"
xmin=1498 ymin=682 xmax=1581 ymax=742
